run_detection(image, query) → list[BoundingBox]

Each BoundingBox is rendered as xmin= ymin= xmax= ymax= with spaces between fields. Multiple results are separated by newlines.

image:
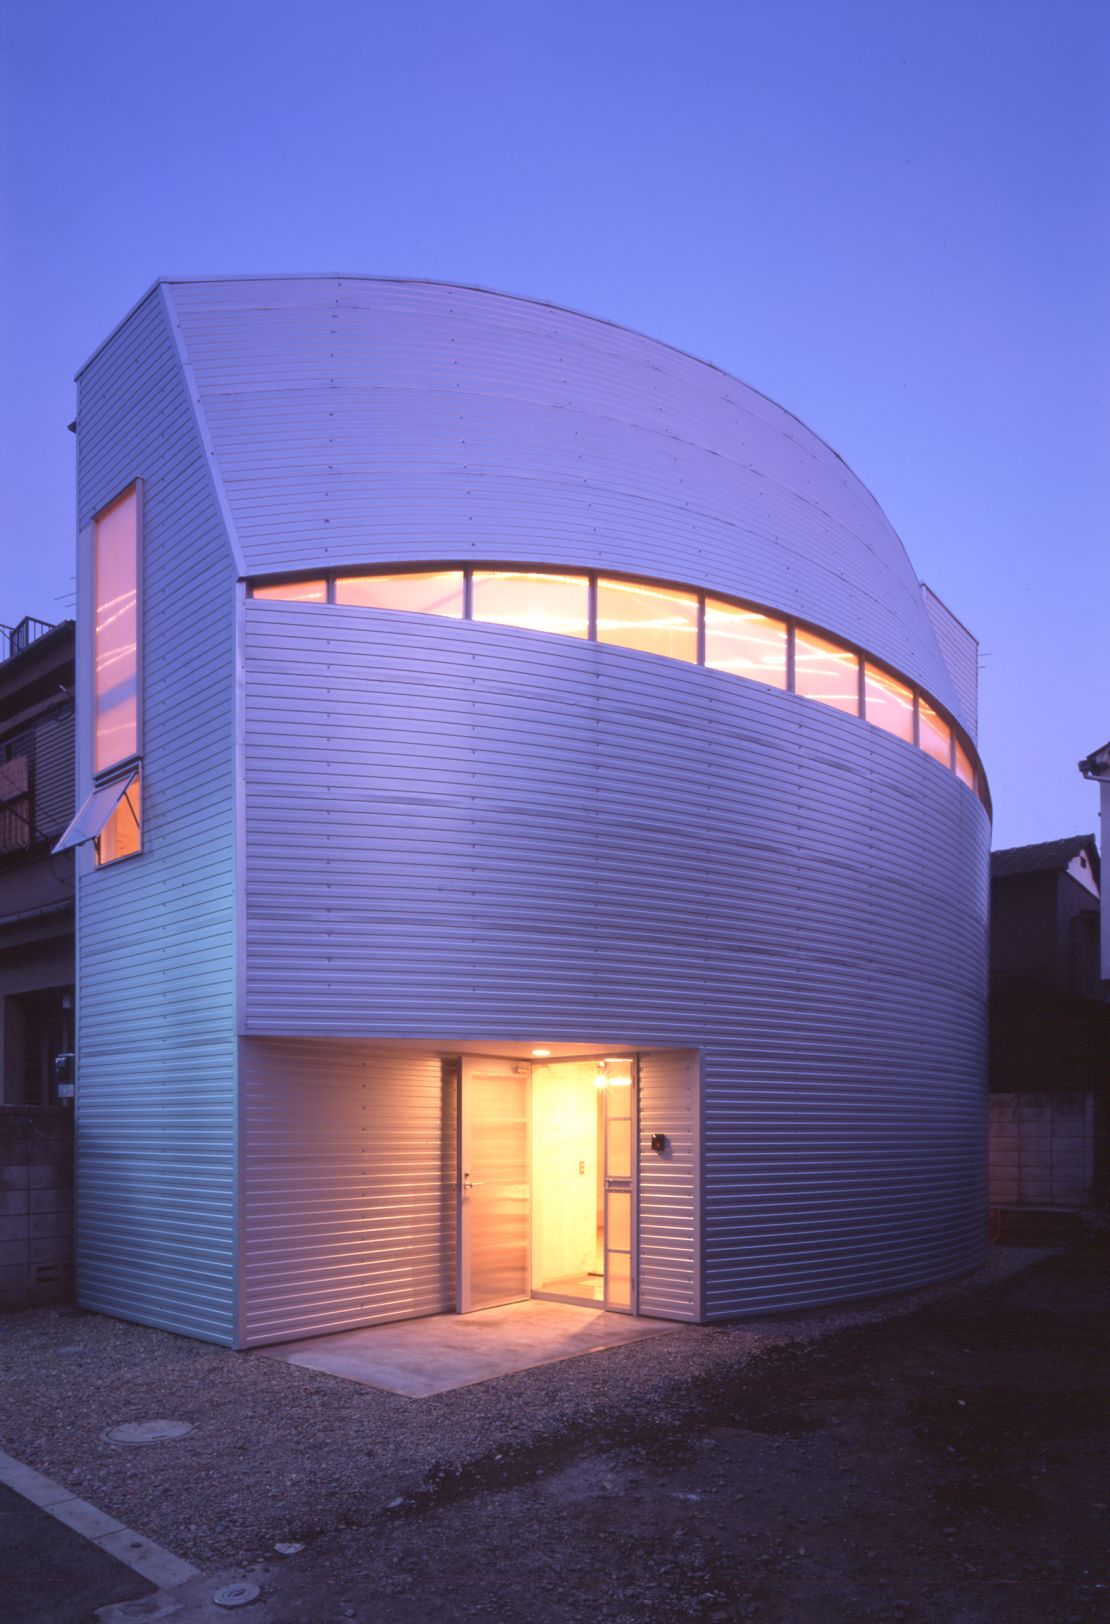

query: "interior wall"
xmin=531 ymin=1060 xmax=599 ymax=1288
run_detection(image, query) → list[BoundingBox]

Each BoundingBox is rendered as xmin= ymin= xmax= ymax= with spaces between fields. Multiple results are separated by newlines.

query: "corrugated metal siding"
xmin=921 ymin=585 xmax=978 ymax=742
xmin=240 ymin=1039 xmax=456 ymax=1346
xmin=242 ymin=603 xmax=989 ymax=1318
xmin=637 ymin=1050 xmax=700 ymax=1322
xmin=169 ymin=276 xmax=962 ymax=715
xmin=74 ymin=288 xmax=238 ymax=1344
xmin=32 ymin=705 xmax=75 ymax=838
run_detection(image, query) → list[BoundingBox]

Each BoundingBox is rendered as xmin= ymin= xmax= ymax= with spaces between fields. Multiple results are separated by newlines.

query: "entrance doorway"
xmin=457 ymin=1054 xmax=637 ymax=1317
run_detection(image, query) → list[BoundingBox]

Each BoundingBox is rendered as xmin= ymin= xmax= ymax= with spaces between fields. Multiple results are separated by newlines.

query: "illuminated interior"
xmin=251 ymin=579 xmax=328 ymax=603
xmin=531 ymin=1056 xmax=635 ymax=1309
xmin=96 ymin=772 xmax=141 ymax=867
xmin=335 ymin=571 xmax=464 ymax=616
xmin=596 ymin=579 xmax=699 ymax=662
xmin=93 ymin=486 xmax=139 ymax=773
xmin=794 ymin=628 xmax=860 ymax=714
xmin=248 ymin=566 xmax=986 ymax=808
xmin=472 ymin=570 xmax=589 ymax=638
xmin=705 ymin=601 xmax=787 ymax=687
xmin=918 ymin=699 xmax=952 ymax=768
xmin=865 ymin=662 xmax=915 ymax=742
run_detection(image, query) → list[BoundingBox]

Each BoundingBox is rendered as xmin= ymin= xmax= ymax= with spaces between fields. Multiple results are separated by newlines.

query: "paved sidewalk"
xmin=0 ymin=1481 xmax=154 ymax=1622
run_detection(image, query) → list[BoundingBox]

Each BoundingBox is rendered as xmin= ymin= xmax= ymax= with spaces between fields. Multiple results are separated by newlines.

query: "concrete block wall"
xmin=988 ymin=1091 xmax=1094 ymax=1210
xmin=0 ymin=1108 xmax=73 ymax=1309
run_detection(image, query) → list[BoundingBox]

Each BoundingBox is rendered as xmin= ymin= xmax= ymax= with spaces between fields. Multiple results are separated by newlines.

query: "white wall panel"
xmin=240 ymin=1039 xmax=456 ymax=1345
xmin=638 ymin=1050 xmax=700 ymax=1322
xmin=242 ymin=603 xmax=989 ymax=1318
xmin=169 ymin=276 xmax=963 ymax=715
xmin=921 ymin=585 xmax=978 ymax=742
xmin=74 ymin=288 xmax=238 ymax=1344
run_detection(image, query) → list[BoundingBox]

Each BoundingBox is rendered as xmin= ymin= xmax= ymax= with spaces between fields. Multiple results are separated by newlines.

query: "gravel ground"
xmin=0 ymin=1249 xmax=1044 ymax=1572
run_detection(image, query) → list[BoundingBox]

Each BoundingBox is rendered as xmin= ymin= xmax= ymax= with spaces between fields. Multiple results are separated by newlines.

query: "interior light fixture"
xmin=531 ymin=1048 xmax=551 ymax=1057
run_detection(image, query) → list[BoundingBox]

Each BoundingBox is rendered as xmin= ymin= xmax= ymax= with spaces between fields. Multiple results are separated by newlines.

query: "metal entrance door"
xmin=602 ymin=1057 xmax=637 ymax=1313
xmin=458 ymin=1056 xmax=531 ymax=1312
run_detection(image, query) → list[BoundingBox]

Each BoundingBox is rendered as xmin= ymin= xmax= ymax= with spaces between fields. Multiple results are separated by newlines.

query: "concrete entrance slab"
xmin=255 ymin=1300 xmax=687 ymax=1397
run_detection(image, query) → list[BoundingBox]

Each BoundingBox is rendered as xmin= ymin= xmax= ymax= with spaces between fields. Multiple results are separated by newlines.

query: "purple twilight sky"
xmin=1 ymin=0 xmax=1107 ymax=852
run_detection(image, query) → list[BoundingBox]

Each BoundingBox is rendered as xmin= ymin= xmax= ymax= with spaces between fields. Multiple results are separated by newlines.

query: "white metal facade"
xmin=74 ymin=277 xmax=990 ymax=1345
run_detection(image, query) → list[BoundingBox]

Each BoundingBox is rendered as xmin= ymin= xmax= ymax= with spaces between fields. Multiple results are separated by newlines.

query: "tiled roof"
xmin=991 ymin=835 xmax=1099 ymax=881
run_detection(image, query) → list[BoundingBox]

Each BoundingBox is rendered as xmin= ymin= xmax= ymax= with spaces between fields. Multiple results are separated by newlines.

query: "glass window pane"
xmin=606 ymin=1189 xmax=632 ymax=1253
xmin=605 ymin=1244 xmax=632 ymax=1310
xmin=954 ymin=737 xmax=975 ymax=789
xmin=96 ymin=773 xmax=141 ymax=866
xmin=471 ymin=571 xmax=589 ymax=638
xmin=864 ymin=663 xmax=915 ymax=742
xmin=793 ymin=629 xmax=860 ymax=714
xmin=918 ymin=699 xmax=952 ymax=767
xmin=705 ymin=600 xmax=787 ymax=687
xmin=606 ymin=1117 xmax=632 ymax=1180
xmin=596 ymin=579 xmax=698 ymax=662
xmin=334 ymin=571 xmax=464 ymax=617
xmin=252 ymin=580 xmax=327 ymax=602
xmin=93 ymin=487 xmax=138 ymax=773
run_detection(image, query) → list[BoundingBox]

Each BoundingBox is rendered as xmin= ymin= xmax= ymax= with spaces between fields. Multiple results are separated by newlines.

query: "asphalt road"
xmin=0 ymin=1481 xmax=154 ymax=1623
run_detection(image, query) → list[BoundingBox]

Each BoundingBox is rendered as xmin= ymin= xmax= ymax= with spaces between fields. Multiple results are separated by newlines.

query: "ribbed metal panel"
xmin=240 ymin=1039 xmax=456 ymax=1346
xmin=31 ymin=706 xmax=75 ymax=838
xmin=921 ymin=584 xmax=978 ymax=742
xmin=637 ymin=1050 xmax=700 ymax=1322
xmin=242 ymin=602 xmax=988 ymax=1317
xmin=74 ymin=288 xmax=238 ymax=1345
xmin=168 ymin=276 xmax=962 ymax=714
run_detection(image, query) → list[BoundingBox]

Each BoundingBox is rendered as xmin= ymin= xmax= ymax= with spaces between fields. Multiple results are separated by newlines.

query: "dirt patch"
xmin=151 ymin=1244 xmax=1110 ymax=1623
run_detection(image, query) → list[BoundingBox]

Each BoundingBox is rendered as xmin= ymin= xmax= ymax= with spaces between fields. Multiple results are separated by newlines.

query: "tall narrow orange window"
xmin=93 ymin=486 xmax=139 ymax=773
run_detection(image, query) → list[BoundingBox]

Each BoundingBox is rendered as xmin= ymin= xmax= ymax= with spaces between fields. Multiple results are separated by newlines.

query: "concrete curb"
xmin=0 ymin=1447 xmax=200 ymax=1590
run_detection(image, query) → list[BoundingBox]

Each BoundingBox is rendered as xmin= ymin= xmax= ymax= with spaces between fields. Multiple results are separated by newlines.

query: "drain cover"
xmin=212 ymin=1583 xmax=260 ymax=1608
xmin=101 ymin=1419 xmax=193 ymax=1446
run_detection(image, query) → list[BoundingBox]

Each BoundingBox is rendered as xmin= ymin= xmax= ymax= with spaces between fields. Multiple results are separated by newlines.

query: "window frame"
xmin=245 ymin=560 xmax=989 ymax=813
xmin=91 ymin=480 xmax=143 ymax=778
xmin=86 ymin=480 xmax=143 ymax=870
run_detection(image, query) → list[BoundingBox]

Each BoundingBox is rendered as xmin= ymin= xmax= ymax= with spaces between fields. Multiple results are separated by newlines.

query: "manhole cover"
xmin=101 ymin=1420 xmax=193 ymax=1446
xmin=212 ymin=1583 xmax=260 ymax=1608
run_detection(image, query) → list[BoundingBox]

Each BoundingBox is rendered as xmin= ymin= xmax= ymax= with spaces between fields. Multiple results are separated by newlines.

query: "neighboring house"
xmin=0 ymin=617 xmax=75 ymax=1105
xmin=57 ymin=277 xmax=990 ymax=1349
xmin=988 ymin=835 xmax=1109 ymax=1235
xmin=1079 ymin=741 xmax=1110 ymax=977
xmin=0 ymin=615 xmax=76 ymax=1312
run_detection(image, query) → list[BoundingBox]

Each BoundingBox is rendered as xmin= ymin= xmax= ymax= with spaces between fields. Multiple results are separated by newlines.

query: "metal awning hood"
xmin=54 ymin=771 xmax=137 ymax=853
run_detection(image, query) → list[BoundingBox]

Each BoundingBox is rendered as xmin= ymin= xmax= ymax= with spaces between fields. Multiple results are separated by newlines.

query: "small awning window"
xmin=54 ymin=772 xmax=138 ymax=854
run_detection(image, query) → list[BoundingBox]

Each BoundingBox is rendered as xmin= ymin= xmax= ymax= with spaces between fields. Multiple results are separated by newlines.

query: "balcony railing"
xmin=0 ymin=618 xmax=55 ymax=663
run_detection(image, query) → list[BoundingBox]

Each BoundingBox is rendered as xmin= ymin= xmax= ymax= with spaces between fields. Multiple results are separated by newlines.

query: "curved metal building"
xmin=66 ymin=278 xmax=989 ymax=1347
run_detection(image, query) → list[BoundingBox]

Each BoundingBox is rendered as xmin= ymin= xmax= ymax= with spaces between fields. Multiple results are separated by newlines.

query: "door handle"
xmin=462 ymin=1178 xmax=485 ymax=1190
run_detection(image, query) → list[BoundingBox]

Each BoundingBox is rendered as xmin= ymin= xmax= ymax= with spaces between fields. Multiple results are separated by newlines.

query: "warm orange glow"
xmin=596 ymin=579 xmax=698 ymax=662
xmin=793 ymin=629 xmax=860 ymax=714
xmin=918 ymin=699 xmax=952 ymax=767
xmin=96 ymin=772 xmax=141 ymax=866
xmin=334 ymin=571 xmax=464 ymax=616
xmin=93 ymin=486 xmax=138 ymax=773
xmin=472 ymin=571 xmax=589 ymax=638
xmin=864 ymin=663 xmax=914 ymax=742
xmin=954 ymin=737 xmax=975 ymax=789
xmin=705 ymin=600 xmax=787 ymax=687
xmin=532 ymin=1048 xmax=552 ymax=1057
xmin=252 ymin=579 xmax=327 ymax=603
